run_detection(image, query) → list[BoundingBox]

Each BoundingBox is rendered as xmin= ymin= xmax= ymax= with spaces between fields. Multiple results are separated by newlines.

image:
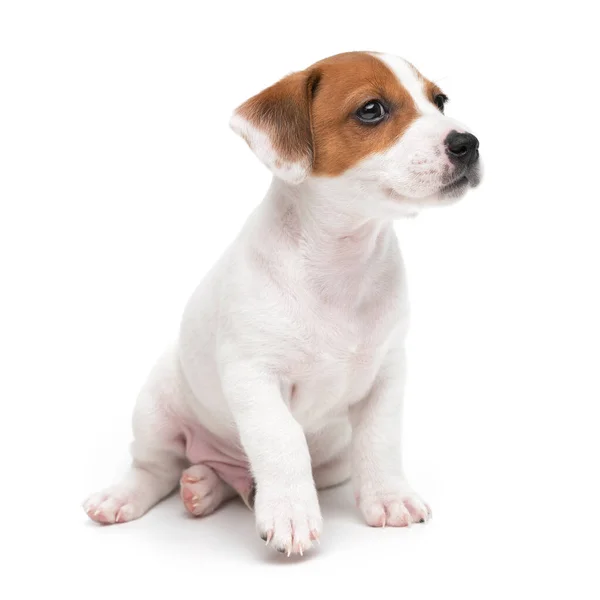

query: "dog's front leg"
xmin=222 ymin=365 xmax=321 ymax=555
xmin=350 ymin=349 xmax=431 ymax=527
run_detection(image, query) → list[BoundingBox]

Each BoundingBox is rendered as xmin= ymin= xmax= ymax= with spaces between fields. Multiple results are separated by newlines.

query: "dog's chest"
xmin=285 ymin=282 xmax=406 ymax=424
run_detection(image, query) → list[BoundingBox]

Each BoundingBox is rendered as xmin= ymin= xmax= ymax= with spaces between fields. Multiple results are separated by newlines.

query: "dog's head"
xmin=231 ymin=52 xmax=481 ymax=217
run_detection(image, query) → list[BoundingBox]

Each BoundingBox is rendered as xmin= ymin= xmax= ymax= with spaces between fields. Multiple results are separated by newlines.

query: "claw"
xmin=182 ymin=475 xmax=199 ymax=484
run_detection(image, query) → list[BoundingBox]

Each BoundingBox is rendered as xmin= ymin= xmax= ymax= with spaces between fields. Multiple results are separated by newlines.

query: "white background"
xmin=1 ymin=1 xmax=598 ymax=598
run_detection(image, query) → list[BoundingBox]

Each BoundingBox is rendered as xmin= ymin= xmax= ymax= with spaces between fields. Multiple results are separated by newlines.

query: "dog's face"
xmin=231 ymin=52 xmax=481 ymax=217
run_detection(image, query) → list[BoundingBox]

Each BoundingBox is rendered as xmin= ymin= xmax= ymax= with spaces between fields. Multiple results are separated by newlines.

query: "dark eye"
xmin=434 ymin=93 xmax=448 ymax=113
xmin=356 ymin=100 xmax=388 ymax=124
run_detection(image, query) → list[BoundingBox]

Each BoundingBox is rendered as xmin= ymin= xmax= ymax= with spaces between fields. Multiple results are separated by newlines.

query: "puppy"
xmin=84 ymin=52 xmax=481 ymax=556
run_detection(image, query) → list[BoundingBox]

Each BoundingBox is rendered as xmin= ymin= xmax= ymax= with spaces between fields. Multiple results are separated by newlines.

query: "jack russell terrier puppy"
xmin=84 ymin=51 xmax=481 ymax=556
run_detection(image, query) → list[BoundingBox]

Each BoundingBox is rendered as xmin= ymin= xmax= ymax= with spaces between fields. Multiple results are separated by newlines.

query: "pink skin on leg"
xmin=181 ymin=421 xmax=255 ymax=508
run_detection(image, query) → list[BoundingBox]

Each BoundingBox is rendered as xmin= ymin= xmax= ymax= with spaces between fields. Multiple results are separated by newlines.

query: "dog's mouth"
xmin=382 ymin=159 xmax=482 ymax=204
xmin=439 ymin=160 xmax=481 ymax=198
xmin=439 ymin=175 xmax=470 ymax=198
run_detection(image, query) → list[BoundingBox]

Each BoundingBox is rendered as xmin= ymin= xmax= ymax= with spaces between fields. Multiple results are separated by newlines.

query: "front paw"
xmin=356 ymin=481 xmax=431 ymax=527
xmin=254 ymin=483 xmax=322 ymax=556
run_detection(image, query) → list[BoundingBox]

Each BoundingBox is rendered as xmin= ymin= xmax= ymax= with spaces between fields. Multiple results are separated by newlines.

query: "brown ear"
xmin=230 ymin=69 xmax=319 ymax=184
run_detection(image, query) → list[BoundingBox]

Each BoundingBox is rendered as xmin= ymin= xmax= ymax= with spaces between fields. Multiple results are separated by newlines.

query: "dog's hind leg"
xmin=179 ymin=464 xmax=237 ymax=517
xmin=83 ymin=348 xmax=188 ymax=524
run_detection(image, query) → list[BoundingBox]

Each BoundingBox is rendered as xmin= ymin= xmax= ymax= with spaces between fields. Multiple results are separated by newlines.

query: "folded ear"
xmin=230 ymin=69 xmax=319 ymax=184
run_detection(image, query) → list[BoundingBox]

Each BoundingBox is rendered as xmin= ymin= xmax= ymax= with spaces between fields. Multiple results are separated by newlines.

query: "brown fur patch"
xmin=308 ymin=52 xmax=419 ymax=176
xmin=236 ymin=70 xmax=319 ymax=165
xmin=423 ymin=79 xmax=445 ymax=107
xmin=405 ymin=60 xmax=446 ymax=109
xmin=235 ymin=52 xmax=429 ymax=177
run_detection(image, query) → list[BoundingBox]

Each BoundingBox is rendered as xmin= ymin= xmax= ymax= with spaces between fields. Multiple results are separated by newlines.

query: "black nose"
xmin=445 ymin=131 xmax=479 ymax=164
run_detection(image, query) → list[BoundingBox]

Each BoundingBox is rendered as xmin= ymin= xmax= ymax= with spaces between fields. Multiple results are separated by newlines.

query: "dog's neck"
xmin=266 ymin=176 xmax=393 ymax=254
xmin=259 ymin=177 xmax=400 ymax=305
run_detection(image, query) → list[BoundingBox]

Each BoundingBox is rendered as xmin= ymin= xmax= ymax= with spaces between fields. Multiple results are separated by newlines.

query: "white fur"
xmin=229 ymin=113 xmax=309 ymax=184
xmin=376 ymin=54 xmax=439 ymax=115
xmin=84 ymin=54 xmax=480 ymax=555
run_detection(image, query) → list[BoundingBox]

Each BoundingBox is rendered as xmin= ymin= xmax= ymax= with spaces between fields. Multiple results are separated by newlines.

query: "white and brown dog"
xmin=84 ymin=52 xmax=481 ymax=556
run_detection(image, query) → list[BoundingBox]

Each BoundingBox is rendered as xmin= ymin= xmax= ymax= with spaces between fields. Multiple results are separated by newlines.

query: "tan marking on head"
xmin=235 ymin=70 xmax=319 ymax=166
xmin=405 ymin=60 xmax=446 ymax=110
xmin=424 ymin=80 xmax=445 ymax=107
xmin=232 ymin=52 xmax=431 ymax=179
xmin=308 ymin=52 xmax=420 ymax=176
